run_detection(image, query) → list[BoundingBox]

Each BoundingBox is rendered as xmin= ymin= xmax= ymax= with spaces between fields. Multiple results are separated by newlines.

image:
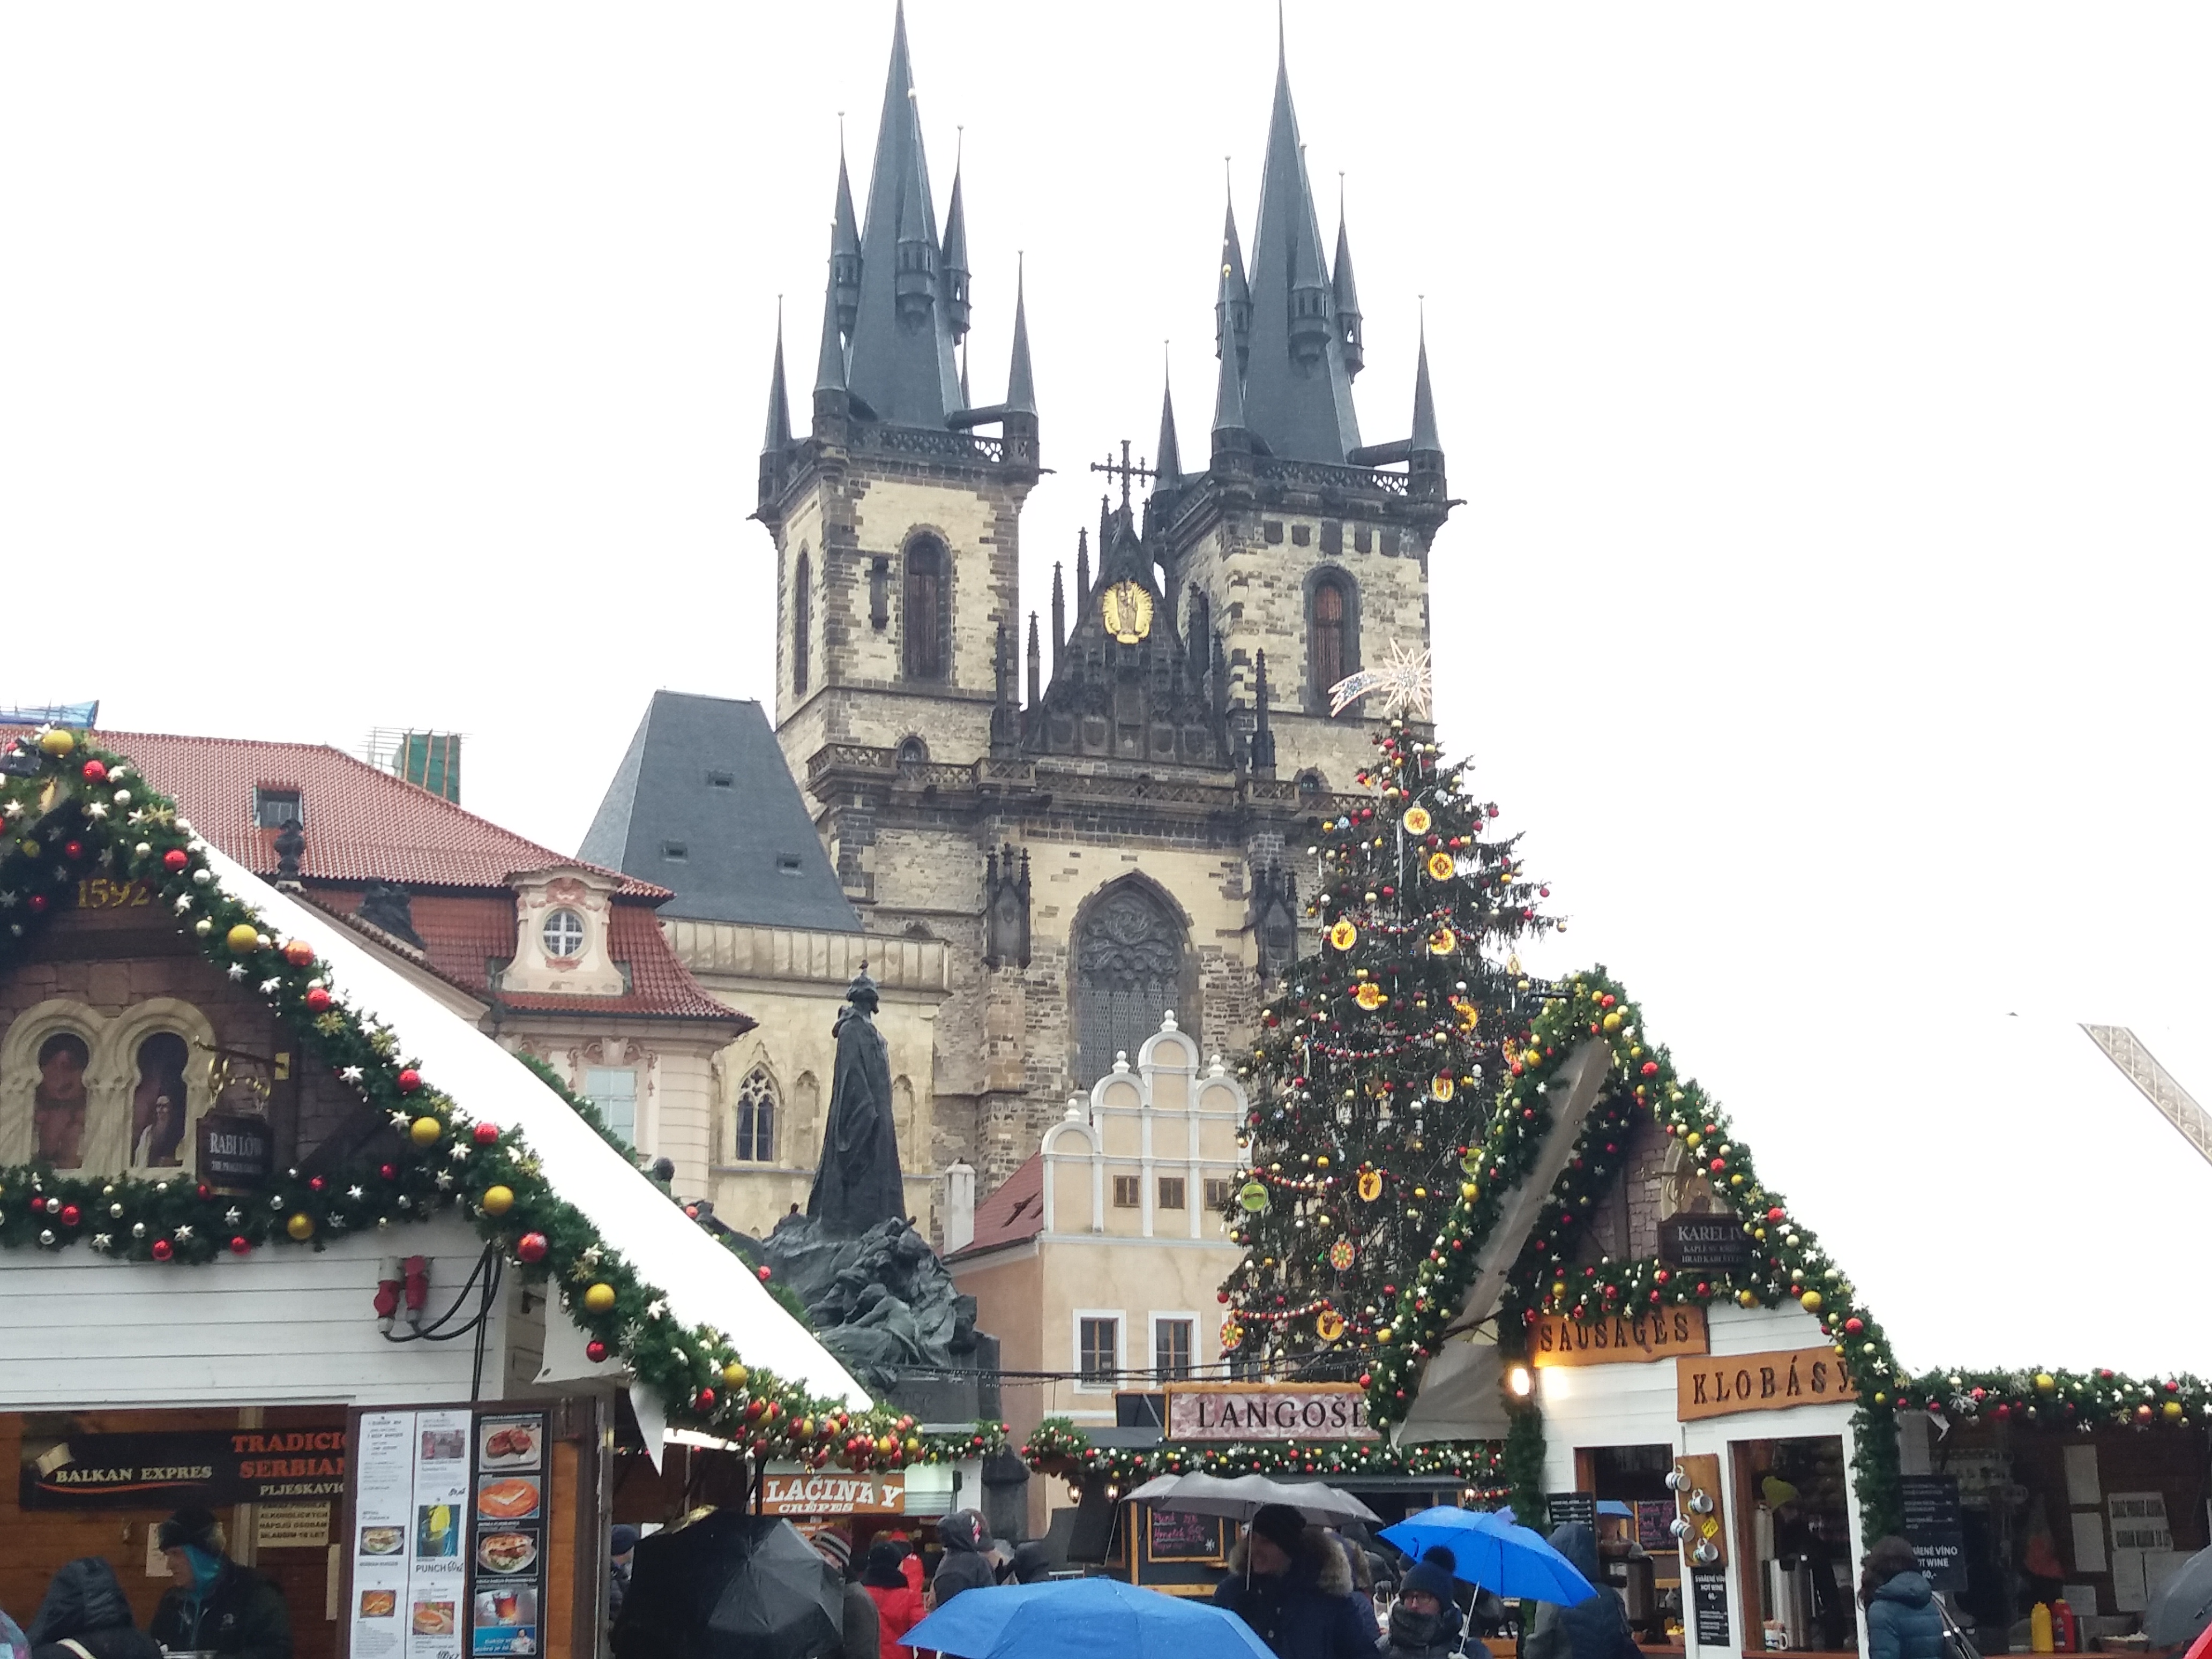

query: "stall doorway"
xmin=1580 ymin=1444 xmax=1682 ymax=1642
xmin=1731 ymin=1436 xmax=1855 ymax=1653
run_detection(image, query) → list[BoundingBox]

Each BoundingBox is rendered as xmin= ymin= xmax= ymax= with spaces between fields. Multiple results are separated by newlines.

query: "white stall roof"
xmin=204 ymin=844 xmax=866 ymax=1407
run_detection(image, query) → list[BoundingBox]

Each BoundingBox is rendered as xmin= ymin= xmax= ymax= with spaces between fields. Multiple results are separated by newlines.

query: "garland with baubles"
xmin=1021 ymin=1416 xmax=1505 ymax=1491
xmin=0 ymin=727 xmax=1001 ymax=1474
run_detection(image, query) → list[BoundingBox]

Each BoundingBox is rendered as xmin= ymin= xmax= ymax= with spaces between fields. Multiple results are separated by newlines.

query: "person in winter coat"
xmin=24 ymin=1559 xmax=159 ymax=1659
xmin=861 ymin=1539 xmax=928 ymax=1659
xmin=931 ymin=1511 xmax=997 ymax=1609
xmin=1379 ymin=1557 xmax=1488 ymax=1659
xmin=1522 ymin=1523 xmax=1636 ymax=1659
xmin=147 ymin=1510 xmax=292 ymax=1659
xmin=1861 ymin=1537 xmax=1945 ymax=1659
xmin=1214 ymin=1505 xmax=1380 ymax=1659
xmin=1002 ymin=1541 xmax=1053 ymax=1586
xmin=808 ymin=1529 xmax=881 ymax=1659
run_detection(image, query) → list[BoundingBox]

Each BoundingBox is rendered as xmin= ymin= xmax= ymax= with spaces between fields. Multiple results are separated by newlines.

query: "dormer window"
xmin=542 ymin=908 xmax=586 ymax=961
xmin=253 ymin=788 xmax=302 ymax=828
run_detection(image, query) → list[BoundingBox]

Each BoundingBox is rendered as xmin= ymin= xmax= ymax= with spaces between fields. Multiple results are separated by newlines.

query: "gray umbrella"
xmin=2147 ymin=1545 xmax=2212 ymax=1647
xmin=1127 ymin=1471 xmax=1381 ymax=1526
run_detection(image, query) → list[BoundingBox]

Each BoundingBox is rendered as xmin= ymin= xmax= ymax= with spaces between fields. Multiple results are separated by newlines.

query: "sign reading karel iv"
xmin=1167 ymin=1385 xmax=1376 ymax=1442
xmin=760 ymin=1469 xmax=906 ymax=1515
xmin=1677 ymin=1346 xmax=1858 ymax=1423
xmin=1531 ymin=1306 xmax=1709 ymax=1368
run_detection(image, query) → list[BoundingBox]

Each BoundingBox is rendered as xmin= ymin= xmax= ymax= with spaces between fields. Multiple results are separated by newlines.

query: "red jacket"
xmin=863 ymin=1579 xmax=928 ymax=1659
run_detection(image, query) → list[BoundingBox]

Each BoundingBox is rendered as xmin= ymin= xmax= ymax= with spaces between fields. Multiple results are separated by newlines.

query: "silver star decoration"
xmin=388 ymin=1110 xmax=409 ymax=1129
xmin=328 ymin=1214 xmax=347 ymax=1230
xmin=86 ymin=802 xmax=107 ymax=820
xmin=226 ymin=963 xmax=246 ymax=981
xmin=0 ymin=892 xmax=16 ymax=908
xmin=259 ymin=977 xmax=281 ymax=995
xmin=174 ymin=1225 xmax=193 ymax=1242
xmin=647 ymin=1299 xmax=669 ymax=1321
xmin=342 ymin=1067 xmax=365 ymax=1085
xmin=92 ymin=1232 xmax=112 ymax=1250
xmin=128 ymin=808 xmax=147 ymax=825
xmin=2 ymin=801 xmax=20 ymax=819
xmin=174 ymin=893 xmax=195 ymax=913
xmin=1327 ymin=640 xmax=1434 ymax=719
xmin=447 ymin=1144 xmax=470 ymax=1163
xmin=435 ymin=1172 xmax=454 ymax=1191
xmin=224 ymin=1208 xmax=242 ymax=1225
xmin=347 ymin=1185 xmax=364 ymax=1200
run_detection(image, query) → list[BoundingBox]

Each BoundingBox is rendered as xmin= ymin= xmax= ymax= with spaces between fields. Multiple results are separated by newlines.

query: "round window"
xmin=542 ymin=908 xmax=586 ymax=960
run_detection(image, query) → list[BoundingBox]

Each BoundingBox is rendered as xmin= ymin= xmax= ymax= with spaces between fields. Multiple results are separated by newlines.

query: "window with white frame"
xmin=584 ymin=1066 xmax=637 ymax=1145
xmin=1153 ymin=1316 xmax=1194 ymax=1381
xmin=1077 ymin=1316 xmax=1119 ymax=1386
xmin=542 ymin=908 xmax=586 ymax=961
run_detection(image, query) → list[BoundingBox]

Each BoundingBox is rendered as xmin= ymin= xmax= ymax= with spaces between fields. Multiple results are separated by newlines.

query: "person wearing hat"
xmin=808 ymin=1527 xmax=881 ymax=1659
xmin=861 ymin=1537 xmax=928 ymax=1659
xmin=23 ymin=1557 xmax=160 ymax=1659
xmin=146 ymin=1509 xmax=291 ymax=1658
xmin=607 ymin=1525 xmax=639 ymax=1630
xmin=1214 ymin=1504 xmax=1378 ymax=1659
xmin=1379 ymin=1556 xmax=1485 ymax=1659
xmin=930 ymin=1511 xmax=996 ymax=1610
xmin=1522 ymin=1523 xmax=1636 ymax=1659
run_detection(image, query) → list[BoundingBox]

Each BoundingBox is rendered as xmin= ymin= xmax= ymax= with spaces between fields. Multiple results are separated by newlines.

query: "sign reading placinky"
xmin=1165 ymin=1385 xmax=1376 ymax=1442
xmin=1899 ymin=1476 xmax=1966 ymax=1591
xmin=20 ymin=1428 xmax=345 ymax=1509
xmin=1530 ymin=1307 xmax=1710 ymax=1367
xmin=1676 ymin=1346 xmax=1859 ymax=1423
xmin=1692 ymin=1567 xmax=1731 ymax=1646
xmin=1659 ymin=1215 xmax=1752 ymax=1272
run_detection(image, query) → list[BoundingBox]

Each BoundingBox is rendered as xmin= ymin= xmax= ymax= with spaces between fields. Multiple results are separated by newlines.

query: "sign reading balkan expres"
xmin=22 ymin=1428 xmax=347 ymax=1508
xmin=1166 ymin=1384 xmax=1377 ymax=1442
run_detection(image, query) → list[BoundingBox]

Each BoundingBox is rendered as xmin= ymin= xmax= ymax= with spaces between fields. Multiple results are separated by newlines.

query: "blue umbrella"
xmin=903 ymin=1575 xmax=1276 ymax=1659
xmin=1380 ymin=1507 xmax=1597 ymax=1604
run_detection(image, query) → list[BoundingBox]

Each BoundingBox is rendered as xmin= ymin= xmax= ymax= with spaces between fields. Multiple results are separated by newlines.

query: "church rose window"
xmin=903 ymin=537 xmax=947 ymax=680
xmin=735 ymin=1068 xmax=777 ymax=1163
xmin=1074 ymin=882 xmax=1186 ymax=1085
xmin=541 ymin=908 xmax=585 ymax=961
xmin=1311 ymin=577 xmax=1348 ymax=694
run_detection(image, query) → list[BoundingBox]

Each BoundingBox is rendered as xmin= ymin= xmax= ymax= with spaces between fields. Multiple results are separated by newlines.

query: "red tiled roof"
xmin=953 ymin=1153 xmax=1044 ymax=1257
xmin=59 ymin=729 xmax=671 ymax=898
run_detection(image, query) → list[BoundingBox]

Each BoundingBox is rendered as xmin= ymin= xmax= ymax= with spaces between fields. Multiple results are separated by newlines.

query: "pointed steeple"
xmin=940 ymin=148 xmax=972 ymax=340
xmin=845 ymin=0 xmax=961 ymax=426
xmin=761 ymin=304 xmax=792 ymax=455
xmin=1005 ymin=259 xmax=1036 ymax=414
xmin=1333 ymin=184 xmax=1364 ymax=379
xmin=1410 ymin=318 xmax=1440 ymax=453
xmin=814 ymin=257 xmax=848 ymax=397
xmin=1154 ymin=353 xmax=1182 ymax=488
xmin=831 ymin=144 xmax=862 ymax=339
xmin=1050 ymin=559 xmax=1066 ymax=661
xmin=1239 ymin=28 xmax=1362 ymax=462
xmin=1026 ymin=611 xmax=1042 ymax=706
xmin=1215 ymin=184 xmax=1252 ymax=371
xmin=1212 ymin=307 xmax=1248 ymax=437
xmin=1075 ymin=528 xmax=1091 ymax=599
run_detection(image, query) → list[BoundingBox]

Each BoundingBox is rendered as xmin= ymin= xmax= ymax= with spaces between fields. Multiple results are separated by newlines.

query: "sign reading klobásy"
xmin=21 ymin=1428 xmax=347 ymax=1508
xmin=1530 ymin=1307 xmax=1709 ymax=1367
xmin=1676 ymin=1346 xmax=1858 ymax=1422
xmin=1166 ymin=1385 xmax=1376 ymax=1441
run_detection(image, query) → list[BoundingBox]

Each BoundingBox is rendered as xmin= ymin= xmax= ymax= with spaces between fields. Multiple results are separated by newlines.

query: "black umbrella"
xmin=2147 ymin=1545 xmax=2212 ymax=1647
xmin=613 ymin=1512 xmax=842 ymax=1659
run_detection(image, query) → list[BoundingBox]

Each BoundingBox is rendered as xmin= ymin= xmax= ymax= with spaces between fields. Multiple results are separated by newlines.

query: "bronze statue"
xmin=807 ymin=968 xmax=906 ymax=1236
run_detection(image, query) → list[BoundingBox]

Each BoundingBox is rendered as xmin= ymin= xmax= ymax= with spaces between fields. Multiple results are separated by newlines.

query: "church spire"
xmin=1333 ymin=183 xmax=1364 ymax=379
xmin=940 ymin=145 xmax=972 ymax=341
xmin=831 ymin=143 xmax=862 ymax=339
xmin=761 ymin=303 xmax=792 ymax=455
xmin=1215 ymin=180 xmax=1252 ymax=372
xmin=1154 ymin=350 xmax=1182 ymax=488
xmin=813 ymin=255 xmax=848 ymax=399
xmin=1212 ymin=302 xmax=1249 ymax=439
xmin=1410 ymin=318 xmax=1439 ymax=453
xmin=1005 ymin=258 xmax=1036 ymax=415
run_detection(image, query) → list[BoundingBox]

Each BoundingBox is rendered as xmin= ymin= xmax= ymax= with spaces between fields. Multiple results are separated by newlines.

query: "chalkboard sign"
xmin=1635 ymin=1500 xmax=1677 ymax=1553
xmin=1660 ymin=1215 xmax=1752 ymax=1271
xmin=1899 ymin=1475 xmax=1966 ymax=1592
xmin=1547 ymin=1491 xmax=1598 ymax=1532
xmin=1692 ymin=1567 xmax=1731 ymax=1646
xmin=1146 ymin=1509 xmax=1224 ymax=1564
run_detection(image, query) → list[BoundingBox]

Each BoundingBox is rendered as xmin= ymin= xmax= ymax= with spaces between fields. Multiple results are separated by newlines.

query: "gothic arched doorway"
xmin=1073 ymin=878 xmax=1189 ymax=1086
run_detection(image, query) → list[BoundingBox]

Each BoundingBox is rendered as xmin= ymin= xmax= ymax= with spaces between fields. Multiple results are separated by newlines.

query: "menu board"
xmin=1691 ymin=1567 xmax=1731 ymax=1647
xmin=1146 ymin=1509 xmax=1224 ymax=1563
xmin=348 ymin=1408 xmax=549 ymax=1659
xmin=1899 ymin=1475 xmax=1966 ymax=1592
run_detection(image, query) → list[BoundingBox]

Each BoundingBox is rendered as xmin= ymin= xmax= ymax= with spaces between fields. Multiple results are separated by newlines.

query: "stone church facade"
xmin=592 ymin=5 xmax=1456 ymax=1227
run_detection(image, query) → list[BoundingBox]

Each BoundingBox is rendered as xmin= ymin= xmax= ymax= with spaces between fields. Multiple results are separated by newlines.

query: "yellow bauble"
xmin=2162 ymin=1400 xmax=2184 ymax=1422
xmin=722 ymin=1362 xmax=749 ymax=1388
xmin=409 ymin=1116 xmax=443 ymax=1148
xmin=1602 ymin=1011 xmax=1623 ymax=1032
xmin=1375 ymin=1327 xmax=1394 ymax=1344
xmin=584 ymin=1282 xmax=617 ymax=1314
xmin=1461 ymin=1183 xmax=1477 ymax=1200
xmin=226 ymin=923 xmax=261 ymax=953
xmin=1401 ymin=806 xmax=1432 ymax=835
xmin=1684 ymin=1131 xmax=1702 ymax=1148
xmin=481 ymin=1185 xmax=515 ymax=1217
xmin=39 ymin=729 xmax=76 ymax=757
xmin=1799 ymin=1290 xmax=1824 ymax=1312
xmin=1737 ymin=1289 xmax=1759 ymax=1308
xmin=2033 ymin=1372 xmax=2057 ymax=1395
xmin=286 ymin=1212 xmax=316 ymax=1242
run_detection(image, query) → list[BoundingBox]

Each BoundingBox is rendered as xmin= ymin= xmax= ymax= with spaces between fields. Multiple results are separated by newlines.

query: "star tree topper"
xmin=1327 ymin=641 xmax=1434 ymax=719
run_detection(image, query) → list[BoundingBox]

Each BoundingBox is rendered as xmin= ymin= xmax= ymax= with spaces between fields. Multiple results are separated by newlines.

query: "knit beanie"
xmin=1251 ymin=1505 xmax=1307 ymax=1553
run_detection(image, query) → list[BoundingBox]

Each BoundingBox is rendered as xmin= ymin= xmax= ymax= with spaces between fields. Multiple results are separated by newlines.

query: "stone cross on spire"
xmin=1089 ymin=439 xmax=1157 ymax=511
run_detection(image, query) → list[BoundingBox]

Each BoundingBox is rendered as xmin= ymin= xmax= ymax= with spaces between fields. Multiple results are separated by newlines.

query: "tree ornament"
xmin=515 ymin=1232 xmax=549 ymax=1264
xmin=1328 ymin=920 xmax=1358 ymax=951
xmin=473 ymin=1122 xmax=500 ymax=1146
xmin=80 ymin=759 xmax=107 ymax=783
xmin=39 ymin=729 xmax=76 ymax=757
xmin=286 ymin=1213 xmax=316 ymax=1242
xmin=229 ymin=1236 xmax=251 ymax=1256
xmin=151 ymin=1238 xmax=174 ymax=1261
xmin=1426 ymin=851 xmax=1455 ymax=881
xmin=1401 ymin=806 xmax=1432 ymax=835
xmin=481 ymin=1185 xmax=515 ymax=1217
xmin=409 ymin=1116 xmax=443 ymax=1148
xmin=584 ymin=1282 xmax=617 ymax=1314
xmin=282 ymin=938 xmax=315 ymax=967
xmin=585 ymin=1339 xmax=610 ymax=1363
xmin=305 ymin=987 xmax=332 ymax=1013
xmin=1799 ymin=1290 xmax=1824 ymax=1312
xmin=225 ymin=923 xmax=261 ymax=953
xmin=397 ymin=1068 xmax=423 ymax=1094
xmin=163 ymin=849 xmax=190 ymax=873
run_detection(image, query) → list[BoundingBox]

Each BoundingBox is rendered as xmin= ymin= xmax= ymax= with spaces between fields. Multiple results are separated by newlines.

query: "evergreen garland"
xmin=1021 ymin=1415 xmax=1506 ymax=1491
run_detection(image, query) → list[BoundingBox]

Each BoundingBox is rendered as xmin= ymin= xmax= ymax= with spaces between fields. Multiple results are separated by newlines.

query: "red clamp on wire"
xmin=403 ymin=1255 xmax=430 ymax=1330
xmin=373 ymin=1256 xmax=402 ymax=1333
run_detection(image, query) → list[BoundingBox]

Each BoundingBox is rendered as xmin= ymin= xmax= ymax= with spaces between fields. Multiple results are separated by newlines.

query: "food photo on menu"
xmin=473 ymin=1585 xmax=538 ymax=1628
xmin=476 ymin=1529 xmax=539 ymax=1575
xmin=478 ymin=1417 xmax=540 ymax=1469
xmin=421 ymin=1427 xmax=467 ymax=1461
xmin=411 ymin=1598 xmax=457 ymax=1636
xmin=359 ymin=1524 xmax=403 ymax=1557
xmin=416 ymin=1500 xmax=461 ymax=1556
xmin=475 ymin=1475 xmax=541 ymax=1523
xmin=357 ymin=1590 xmax=397 ymax=1619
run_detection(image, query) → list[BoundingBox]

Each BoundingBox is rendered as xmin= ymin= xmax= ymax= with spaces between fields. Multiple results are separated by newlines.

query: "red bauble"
xmin=473 ymin=1122 xmax=500 ymax=1146
xmin=81 ymin=760 xmax=107 ymax=783
xmin=379 ymin=1163 xmax=398 ymax=1181
xmin=1708 ymin=1157 xmax=1726 ymax=1173
xmin=1844 ymin=1317 xmax=1864 ymax=1334
xmin=63 ymin=840 xmax=84 ymax=861
xmin=585 ymin=1339 xmax=609 ymax=1363
xmin=229 ymin=1236 xmax=251 ymax=1256
xmin=196 ymin=1184 xmax=211 ymax=1200
xmin=27 ymin=894 xmax=46 ymax=914
xmin=1766 ymin=1206 xmax=1786 ymax=1224
xmin=309 ymin=1176 xmax=326 ymax=1193
xmin=163 ymin=849 xmax=189 ymax=872
xmin=305 ymin=987 xmax=332 ymax=1013
xmin=59 ymin=1204 xmax=80 ymax=1228
xmin=151 ymin=1239 xmax=175 ymax=1261
xmin=696 ymin=1387 xmax=716 ymax=1410
xmin=1217 ymin=1291 xmax=1230 ymax=1303
xmin=684 ymin=1205 xmax=699 ymax=1219
xmin=515 ymin=1232 xmax=549 ymax=1263
xmin=1358 ymin=1373 xmax=1372 ymax=1388
xmin=397 ymin=1068 xmax=422 ymax=1093
xmin=1993 ymin=1403 xmax=2012 ymax=1421
xmin=756 ymin=1265 xmax=773 ymax=1282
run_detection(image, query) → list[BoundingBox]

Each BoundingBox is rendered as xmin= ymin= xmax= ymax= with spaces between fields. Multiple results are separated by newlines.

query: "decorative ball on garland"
xmin=230 ymin=1236 xmax=251 ymax=1256
xmin=1327 ymin=920 xmax=1358 ymax=951
xmin=756 ymin=1264 xmax=773 ymax=1283
xmin=286 ymin=1212 xmax=316 ymax=1242
xmin=282 ymin=938 xmax=316 ymax=967
xmin=305 ymin=988 xmax=332 ymax=1013
xmin=408 ymin=1116 xmax=442 ymax=1148
xmin=472 ymin=1122 xmax=500 ymax=1147
xmin=225 ymin=924 xmax=260 ymax=953
xmin=515 ymin=1232 xmax=549 ymax=1264
xmin=584 ymin=1281 xmax=617 ymax=1314
xmin=151 ymin=1238 xmax=174 ymax=1261
xmin=585 ymin=1339 xmax=610 ymax=1364
xmin=39 ymin=729 xmax=76 ymax=758
xmin=163 ymin=849 xmax=190 ymax=873
xmin=397 ymin=1068 xmax=423 ymax=1094
xmin=80 ymin=759 xmax=107 ymax=783
xmin=1799 ymin=1290 xmax=1823 ymax=1312
xmin=481 ymin=1185 xmax=515 ymax=1217
xmin=723 ymin=1362 xmax=749 ymax=1388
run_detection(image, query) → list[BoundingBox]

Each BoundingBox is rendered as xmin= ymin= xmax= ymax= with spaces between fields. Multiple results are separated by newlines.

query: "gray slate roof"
xmin=579 ymin=692 xmax=861 ymax=933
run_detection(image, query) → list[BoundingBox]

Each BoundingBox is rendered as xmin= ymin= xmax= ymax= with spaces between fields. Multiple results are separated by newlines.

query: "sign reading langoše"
xmin=1165 ymin=1384 xmax=1376 ymax=1442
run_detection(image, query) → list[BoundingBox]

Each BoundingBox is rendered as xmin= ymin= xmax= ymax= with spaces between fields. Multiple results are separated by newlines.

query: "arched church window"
xmin=897 ymin=736 xmax=929 ymax=768
xmin=903 ymin=537 xmax=948 ymax=681
xmin=1310 ymin=577 xmax=1349 ymax=696
xmin=793 ymin=547 xmax=812 ymax=697
xmin=1074 ymin=881 xmax=1187 ymax=1086
xmin=735 ymin=1068 xmax=777 ymax=1163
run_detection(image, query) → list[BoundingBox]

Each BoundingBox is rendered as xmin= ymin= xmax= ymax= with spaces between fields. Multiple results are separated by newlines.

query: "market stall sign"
xmin=1676 ymin=1346 xmax=1858 ymax=1422
xmin=1530 ymin=1306 xmax=1708 ymax=1367
xmin=1658 ymin=1215 xmax=1752 ymax=1271
xmin=1691 ymin=1566 xmax=1731 ymax=1645
xmin=1899 ymin=1475 xmax=1967 ymax=1591
xmin=760 ymin=1470 xmax=906 ymax=1515
xmin=1165 ymin=1384 xmax=1377 ymax=1442
xmin=197 ymin=1111 xmax=275 ymax=1192
xmin=21 ymin=1428 xmax=346 ymax=1508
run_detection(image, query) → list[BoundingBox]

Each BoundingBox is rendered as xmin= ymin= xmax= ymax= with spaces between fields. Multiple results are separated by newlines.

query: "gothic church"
xmin=595 ymin=3 xmax=1453 ymax=1216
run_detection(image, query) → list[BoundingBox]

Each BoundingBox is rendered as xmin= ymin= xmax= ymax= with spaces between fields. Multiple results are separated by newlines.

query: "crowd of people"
xmin=778 ymin=1507 xmax=1053 ymax=1659
xmin=0 ymin=1508 xmax=291 ymax=1659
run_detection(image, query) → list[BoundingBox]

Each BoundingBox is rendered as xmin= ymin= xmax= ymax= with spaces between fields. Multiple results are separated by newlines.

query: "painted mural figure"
xmin=806 ymin=968 xmax=905 ymax=1236
xmin=33 ymin=1032 xmax=90 ymax=1168
xmin=130 ymin=1032 xmax=192 ymax=1168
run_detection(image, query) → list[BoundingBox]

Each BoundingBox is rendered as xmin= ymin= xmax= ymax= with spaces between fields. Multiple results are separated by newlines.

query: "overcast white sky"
xmin=4 ymin=5 xmax=2209 ymax=1367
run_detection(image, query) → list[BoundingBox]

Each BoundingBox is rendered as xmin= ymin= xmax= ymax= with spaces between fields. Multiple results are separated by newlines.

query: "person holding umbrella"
xmin=1215 ymin=1503 xmax=1381 ymax=1659
xmin=1379 ymin=1555 xmax=1487 ymax=1659
xmin=1522 ymin=1524 xmax=1637 ymax=1659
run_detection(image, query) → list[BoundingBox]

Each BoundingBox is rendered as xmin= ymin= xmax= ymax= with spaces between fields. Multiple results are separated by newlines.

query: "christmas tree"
xmin=1221 ymin=722 xmax=1555 ymax=1371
